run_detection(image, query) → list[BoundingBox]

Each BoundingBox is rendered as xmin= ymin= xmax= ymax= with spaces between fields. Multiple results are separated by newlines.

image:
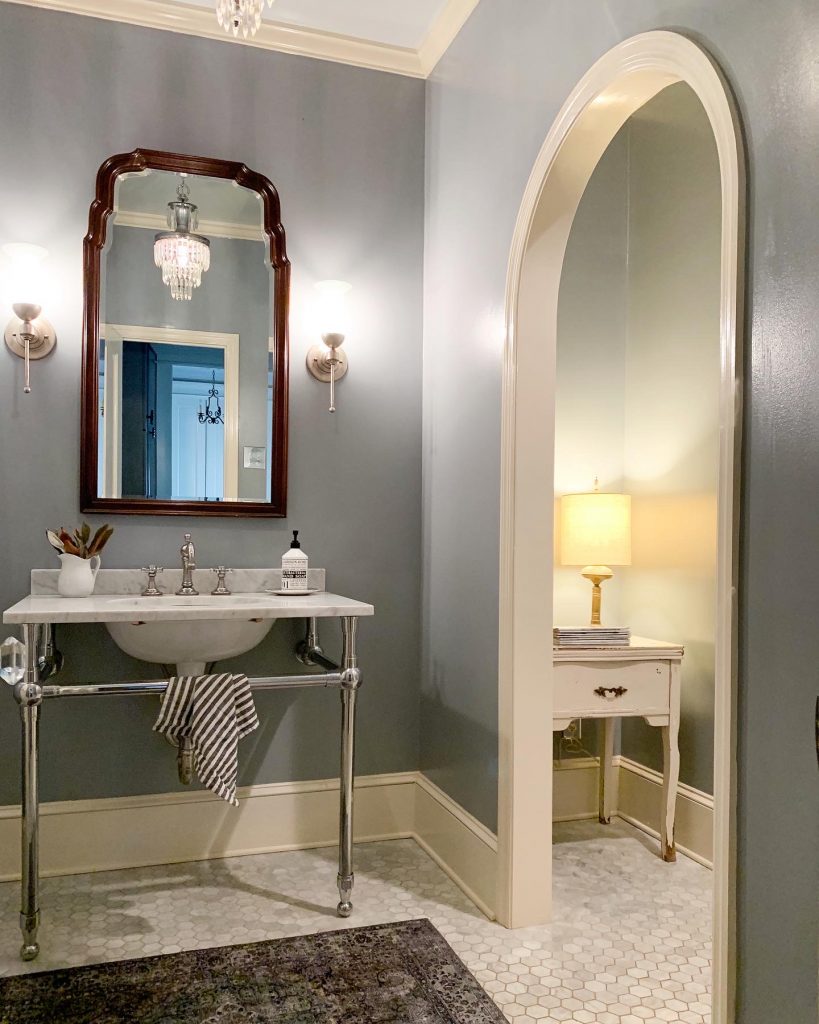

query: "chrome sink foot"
xmin=20 ymin=910 xmax=40 ymax=961
xmin=337 ymin=873 xmax=353 ymax=918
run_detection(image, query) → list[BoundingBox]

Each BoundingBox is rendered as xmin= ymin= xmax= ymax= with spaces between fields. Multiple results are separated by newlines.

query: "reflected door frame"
xmin=100 ymin=324 xmax=240 ymax=501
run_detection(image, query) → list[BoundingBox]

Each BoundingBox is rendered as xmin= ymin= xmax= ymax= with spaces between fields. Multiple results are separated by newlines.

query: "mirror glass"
xmin=82 ymin=151 xmax=288 ymax=516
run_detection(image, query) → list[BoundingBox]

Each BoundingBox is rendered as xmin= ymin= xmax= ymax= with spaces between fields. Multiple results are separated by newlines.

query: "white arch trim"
xmin=497 ymin=31 xmax=744 ymax=1024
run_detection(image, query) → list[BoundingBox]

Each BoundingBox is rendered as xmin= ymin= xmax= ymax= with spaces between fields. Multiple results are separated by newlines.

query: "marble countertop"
xmin=3 ymin=568 xmax=374 ymax=624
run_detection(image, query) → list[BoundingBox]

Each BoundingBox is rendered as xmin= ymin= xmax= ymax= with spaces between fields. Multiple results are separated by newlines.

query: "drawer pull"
xmin=594 ymin=685 xmax=628 ymax=700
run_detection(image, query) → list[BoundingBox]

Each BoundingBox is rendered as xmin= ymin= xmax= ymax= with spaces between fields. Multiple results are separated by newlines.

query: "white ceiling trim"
xmin=4 ymin=0 xmax=480 ymax=77
xmin=113 ymin=210 xmax=263 ymax=241
xmin=418 ymin=0 xmax=478 ymax=76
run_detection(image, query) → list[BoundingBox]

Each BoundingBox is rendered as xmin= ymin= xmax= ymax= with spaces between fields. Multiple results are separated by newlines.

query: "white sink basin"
xmin=105 ymin=594 xmax=276 ymax=674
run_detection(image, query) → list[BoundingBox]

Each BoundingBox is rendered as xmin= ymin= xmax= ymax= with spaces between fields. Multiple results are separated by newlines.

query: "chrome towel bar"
xmin=39 ymin=672 xmax=342 ymax=699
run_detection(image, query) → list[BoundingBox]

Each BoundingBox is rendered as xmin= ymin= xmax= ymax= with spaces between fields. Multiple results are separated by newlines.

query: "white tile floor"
xmin=0 ymin=819 xmax=712 ymax=1024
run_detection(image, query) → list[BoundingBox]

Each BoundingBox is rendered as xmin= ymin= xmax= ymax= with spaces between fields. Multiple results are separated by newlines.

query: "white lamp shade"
xmin=560 ymin=491 xmax=632 ymax=567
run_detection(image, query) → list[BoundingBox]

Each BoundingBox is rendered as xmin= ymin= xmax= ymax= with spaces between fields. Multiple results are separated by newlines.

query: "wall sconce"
xmin=306 ymin=279 xmax=351 ymax=413
xmin=3 ymin=244 xmax=57 ymax=394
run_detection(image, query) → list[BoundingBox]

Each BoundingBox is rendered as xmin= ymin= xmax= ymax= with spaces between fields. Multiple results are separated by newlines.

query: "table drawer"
xmin=553 ymin=660 xmax=670 ymax=719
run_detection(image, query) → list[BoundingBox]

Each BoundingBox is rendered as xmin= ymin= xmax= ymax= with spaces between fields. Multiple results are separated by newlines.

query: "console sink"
xmin=105 ymin=594 xmax=276 ymax=674
xmin=4 ymin=568 xmax=374 ymax=677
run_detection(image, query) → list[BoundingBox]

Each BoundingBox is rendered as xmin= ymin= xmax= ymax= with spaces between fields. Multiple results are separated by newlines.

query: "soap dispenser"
xmin=281 ymin=531 xmax=309 ymax=592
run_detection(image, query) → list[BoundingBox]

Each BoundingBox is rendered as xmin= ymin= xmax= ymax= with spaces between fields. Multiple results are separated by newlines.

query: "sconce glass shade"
xmin=315 ymin=279 xmax=352 ymax=342
xmin=153 ymin=182 xmax=211 ymax=301
xmin=1 ymin=243 xmax=48 ymax=310
xmin=560 ymin=490 xmax=632 ymax=567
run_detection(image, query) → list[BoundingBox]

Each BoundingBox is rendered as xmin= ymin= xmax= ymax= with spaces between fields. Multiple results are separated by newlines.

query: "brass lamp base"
xmin=581 ymin=564 xmax=613 ymax=626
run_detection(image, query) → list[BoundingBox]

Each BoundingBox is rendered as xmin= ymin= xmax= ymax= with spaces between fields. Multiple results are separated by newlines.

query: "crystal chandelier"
xmin=153 ymin=179 xmax=211 ymax=301
xmin=216 ymin=0 xmax=274 ymax=38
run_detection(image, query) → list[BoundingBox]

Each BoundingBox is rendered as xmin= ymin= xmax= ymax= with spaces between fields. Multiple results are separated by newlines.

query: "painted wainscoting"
xmin=0 ymin=760 xmax=712 ymax=917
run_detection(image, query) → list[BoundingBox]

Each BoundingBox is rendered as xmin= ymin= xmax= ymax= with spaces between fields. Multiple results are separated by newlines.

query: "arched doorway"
xmin=497 ymin=30 xmax=744 ymax=1024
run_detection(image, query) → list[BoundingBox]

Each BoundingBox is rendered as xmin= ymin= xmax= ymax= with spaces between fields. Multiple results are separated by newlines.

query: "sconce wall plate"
xmin=4 ymin=316 xmax=57 ymax=361
xmin=306 ymin=344 xmax=348 ymax=383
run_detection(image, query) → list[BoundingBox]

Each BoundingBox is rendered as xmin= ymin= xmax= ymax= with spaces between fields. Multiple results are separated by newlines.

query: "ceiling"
xmin=10 ymin=0 xmax=479 ymax=76
xmin=177 ymin=0 xmax=449 ymax=50
xmin=113 ymin=169 xmax=266 ymax=240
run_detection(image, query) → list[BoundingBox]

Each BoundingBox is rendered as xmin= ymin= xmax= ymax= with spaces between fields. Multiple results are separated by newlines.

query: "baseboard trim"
xmin=550 ymin=755 xmax=713 ymax=866
xmin=0 ymin=772 xmax=418 ymax=882
xmin=553 ymin=757 xmax=602 ymax=822
xmin=413 ymin=774 xmax=497 ymax=919
xmin=617 ymin=756 xmax=714 ymax=867
xmin=0 ymin=771 xmax=499 ymax=917
xmin=0 ymin=759 xmax=712 ymax=909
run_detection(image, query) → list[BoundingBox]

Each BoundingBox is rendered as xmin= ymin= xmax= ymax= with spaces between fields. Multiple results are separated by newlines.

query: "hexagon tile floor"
xmin=0 ymin=819 xmax=712 ymax=1024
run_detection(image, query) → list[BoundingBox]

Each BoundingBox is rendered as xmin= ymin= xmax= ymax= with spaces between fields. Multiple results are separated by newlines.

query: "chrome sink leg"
xmin=337 ymin=616 xmax=361 ymax=918
xmin=16 ymin=623 xmax=42 ymax=961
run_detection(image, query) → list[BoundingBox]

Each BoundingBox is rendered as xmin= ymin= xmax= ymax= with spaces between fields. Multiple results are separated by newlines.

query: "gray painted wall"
xmin=422 ymin=2 xmax=819 ymax=1021
xmin=0 ymin=4 xmax=425 ymax=802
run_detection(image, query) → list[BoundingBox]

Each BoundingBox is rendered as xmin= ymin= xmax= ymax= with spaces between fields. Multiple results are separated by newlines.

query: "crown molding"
xmin=114 ymin=210 xmax=263 ymax=241
xmin=418 ymin=0 xmax=479 ymax=76
xmin=2 ymin=0 xmax=480 ymax=77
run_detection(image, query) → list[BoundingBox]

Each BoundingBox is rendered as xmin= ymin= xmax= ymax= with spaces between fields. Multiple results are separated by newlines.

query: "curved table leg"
xmin=660 ymin=663 xmax=681 ymax=862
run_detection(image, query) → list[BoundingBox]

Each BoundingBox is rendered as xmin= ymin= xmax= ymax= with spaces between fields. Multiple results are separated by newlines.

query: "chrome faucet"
xmin=176 ymin=533 xmax=199 ymax=596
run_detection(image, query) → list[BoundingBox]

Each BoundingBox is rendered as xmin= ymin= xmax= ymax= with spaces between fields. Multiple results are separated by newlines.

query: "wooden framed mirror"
xmin=81 ymin=149 xmax=289 ymax=517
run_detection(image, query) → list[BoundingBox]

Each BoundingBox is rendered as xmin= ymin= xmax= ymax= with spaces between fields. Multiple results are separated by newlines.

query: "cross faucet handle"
xmin=140 ymin=565 xmax=164 ymax=597
xmin=211 ymin=566 xmax=233 ymax=596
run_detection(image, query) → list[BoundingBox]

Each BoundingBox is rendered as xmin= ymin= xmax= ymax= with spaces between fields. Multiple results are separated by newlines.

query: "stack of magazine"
xmin=553 ymin=627 xmax=631 ymax=648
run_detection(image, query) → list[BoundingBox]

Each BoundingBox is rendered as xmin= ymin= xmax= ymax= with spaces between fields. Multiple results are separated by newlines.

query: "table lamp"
xmin=560 ymin=481 xmax=631 ymax=626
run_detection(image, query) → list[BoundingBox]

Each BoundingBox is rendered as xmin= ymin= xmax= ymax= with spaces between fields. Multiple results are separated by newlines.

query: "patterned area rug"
xmin=0 ymin=918 xmax=506 ymax=1023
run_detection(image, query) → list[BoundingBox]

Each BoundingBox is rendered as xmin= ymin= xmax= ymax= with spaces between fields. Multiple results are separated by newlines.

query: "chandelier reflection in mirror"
xmin=198 ymin=371 xmax=225 ymax=425
xmin=216 ymin=0 xmax=274 ymax=38
xmin=153 ymin=178 xmax=211 ymax=301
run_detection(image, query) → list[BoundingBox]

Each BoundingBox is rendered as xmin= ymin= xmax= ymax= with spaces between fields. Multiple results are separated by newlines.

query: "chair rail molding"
xmin=498 ymin=30 xmax=744 ymax=1024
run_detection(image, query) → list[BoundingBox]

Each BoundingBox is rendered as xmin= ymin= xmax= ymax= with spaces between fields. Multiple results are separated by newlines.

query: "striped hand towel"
xmin=153 ymin=673 xmax=259 ymax=806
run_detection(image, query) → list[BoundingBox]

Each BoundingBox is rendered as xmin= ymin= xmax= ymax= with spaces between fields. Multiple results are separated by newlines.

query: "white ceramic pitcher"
xmin=58 ymin=553 xmax=101 ymax=598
